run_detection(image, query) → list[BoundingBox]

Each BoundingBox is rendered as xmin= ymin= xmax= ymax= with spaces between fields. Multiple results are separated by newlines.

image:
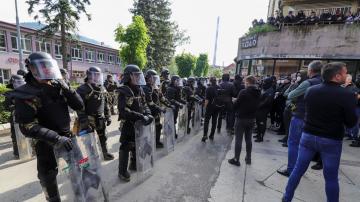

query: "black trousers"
xmin=203 ymin=108 xmax=219 ymax=138
xmin=10 ymin=116 xmax=18 ymax=156
xmin=234 ymin=118 xmax=254 ymax=160
xmin=256 ymin=111 xmax=268 ymax=135
xmin=283 ymin=107 xmax=293 ymax=140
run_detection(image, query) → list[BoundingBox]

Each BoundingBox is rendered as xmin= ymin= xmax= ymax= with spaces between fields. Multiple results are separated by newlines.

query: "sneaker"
xmin=277 ymin=168 xmax=290 ymax=177
xmin=311 ymin=162 xmax=323 ymax=170
xmin=228 ymin=158 xmax=240 ymax=167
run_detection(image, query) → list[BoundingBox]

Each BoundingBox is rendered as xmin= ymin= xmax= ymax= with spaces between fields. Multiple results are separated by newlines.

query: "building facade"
xmin=236 ymin=0 xmax=360 ymax=78
xmin=0 ymin=21 xmax=121 ymax=84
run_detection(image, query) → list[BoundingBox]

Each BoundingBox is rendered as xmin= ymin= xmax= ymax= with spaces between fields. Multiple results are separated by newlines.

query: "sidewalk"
xmin=209 ymin=131 xmax=360 ymax=202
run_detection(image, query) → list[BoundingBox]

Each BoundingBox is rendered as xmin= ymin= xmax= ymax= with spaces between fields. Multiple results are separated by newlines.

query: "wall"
xmin=237 ymin=24 xmax=360 ymax=61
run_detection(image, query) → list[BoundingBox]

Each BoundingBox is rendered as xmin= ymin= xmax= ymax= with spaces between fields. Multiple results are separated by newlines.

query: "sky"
xmin=0 ymin=0 xmax=269 ymax=66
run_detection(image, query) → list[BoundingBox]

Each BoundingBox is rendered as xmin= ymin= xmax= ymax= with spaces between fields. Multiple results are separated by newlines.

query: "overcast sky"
xmin=0 ymin=0 xmax=268 ymax=66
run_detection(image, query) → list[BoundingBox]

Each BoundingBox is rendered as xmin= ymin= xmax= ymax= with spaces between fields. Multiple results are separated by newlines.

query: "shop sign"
xmin=8 ymin=57 xmax=19 ymax=64
xmin=240 ymin=35 xmax=258 ymax=49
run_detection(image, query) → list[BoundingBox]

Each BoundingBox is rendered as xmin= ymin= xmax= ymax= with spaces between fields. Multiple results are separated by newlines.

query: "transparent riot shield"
xmin=55 ymin=132 xmax=108 ymax=202
xmin=13 ymin=115 xmax=33 ymax=160
xmin=176 ymin=106 xmax=188 ymax=141
xmin=163 ymin=108 xmax=175 ymax=153
xmin=193 ymin=103 xmax=202 ymax=133
xmin=135 ymin=121 xmax=155 ymax=183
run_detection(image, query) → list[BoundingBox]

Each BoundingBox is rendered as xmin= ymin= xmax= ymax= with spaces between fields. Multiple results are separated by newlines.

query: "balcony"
xmin=236 ymin=24 xmax=360 ymax=61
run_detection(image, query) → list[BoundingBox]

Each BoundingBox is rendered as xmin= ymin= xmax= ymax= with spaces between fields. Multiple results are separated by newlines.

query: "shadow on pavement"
xmin=0 ymin=180 xmax=42 ymax=201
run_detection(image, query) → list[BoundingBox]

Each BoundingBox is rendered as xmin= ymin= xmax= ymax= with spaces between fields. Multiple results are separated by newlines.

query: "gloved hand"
xmin=179 ymin=104 xmax=184 ymax=109
xmin=52 ymin=79 xmax=71 ymax=92
xmin=55 ymin=136 xmax=73 ymax=151
xmin=106 ymin=118 xmax=112 ymax=126
xmin=142 ymin=115 xmax=154 ymax=126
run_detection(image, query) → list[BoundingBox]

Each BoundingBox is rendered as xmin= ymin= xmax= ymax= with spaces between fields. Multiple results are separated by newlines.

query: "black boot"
xmin=129 ymin=152 xmax=137 ymax=171
xmin=201 ymin=136 xmax=208 ymax=142
xmin=254 ymin=133 xmax=263 ymax=142
xmin=118 ymin=150 xmax=130 ymax=182
xmin=245 ymin=154 xmax=251 ymax=165
xmin=40 ymin=179 xmax=61 ymax=202
xmin=99 ymin=136 xmax=114 ymax=161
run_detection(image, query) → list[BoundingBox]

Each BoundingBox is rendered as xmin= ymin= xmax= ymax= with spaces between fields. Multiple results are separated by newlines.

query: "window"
xmin=116 ymin=56 xmax=121 ymax=65
xmin=108 ymin=54 xmax=114 ymax=64
xmin=72 ymin=70 xmax=85 ymax=78
xmin=10 ymin=33 xmax=32 ymax=54
xmin=71 ymin=45 xmax=83 ymax=61
xmin=35 ymin=38 xmax=51 ymax=54
xmin=97 ymin=52 xmax=105 ymax=63
xmin=54 ymin=42 xmax=62 ymax=59
xmin=0 ymin=30 xmax=6 ymax=51
xmin=0 ymin=69 xmax=11 ymax=84
xmin=85 ymin=49 xmax=95 ymax=62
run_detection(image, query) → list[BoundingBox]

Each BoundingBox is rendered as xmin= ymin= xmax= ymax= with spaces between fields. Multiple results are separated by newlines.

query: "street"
xmin=0 ymin=116 xmax=359 ymax=202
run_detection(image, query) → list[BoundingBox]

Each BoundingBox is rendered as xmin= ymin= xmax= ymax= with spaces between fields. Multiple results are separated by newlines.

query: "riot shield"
xmin=55 ymin=132 xmax=108 ymax=202
xmin=163 ymin=108 xmax=175 ymax=153
xmin=193 ymin=103 xmax=202 ymax=133
xmin=176 ymin=106 xmax=188 ymax=141
xmin=13 ymin=115 xmax=33 ymax=160
xmin=135 ymin=121 xmax=155 ymax=183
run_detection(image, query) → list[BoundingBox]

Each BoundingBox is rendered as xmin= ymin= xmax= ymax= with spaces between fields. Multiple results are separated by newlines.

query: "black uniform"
xmin=166 ymin=83 xmax=186 ymax=136
xmin=104 ymin=78 xmax=118 ymax=115
xmin=76 ymin=83 xmax=113 ymax=160
xmin=196 ymin=81 xmax=206 ymax=118
xmin=217 ymin=80 xmax=235 ymax=133
xmin=4 ymin=83 xmax=19 ymax=158
xmin=202 ymin=83 xmax=222 ymax=140
xmin=182 ymin=84 xmax=201 ymax=133
xmin=14 ymin=73 xmax=84 ymax=201
xmin=143 ymin=84 xmax=171 ymax=147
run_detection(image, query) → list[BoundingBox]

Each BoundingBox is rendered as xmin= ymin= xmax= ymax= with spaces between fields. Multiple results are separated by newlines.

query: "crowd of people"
xmin=3 ymin=51 xmax=360 ymax=202
xmin=252 ymin=8 xmax=360 ymax=29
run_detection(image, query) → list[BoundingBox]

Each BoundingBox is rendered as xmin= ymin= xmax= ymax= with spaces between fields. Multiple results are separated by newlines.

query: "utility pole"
xmin=15 ymin=0 xmax=25 ymax=71
xmin=213 ymin=16 xmax=220 ymax=67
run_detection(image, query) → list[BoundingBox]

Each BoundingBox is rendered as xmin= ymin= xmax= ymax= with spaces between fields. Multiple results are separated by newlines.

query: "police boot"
xmin=201 ymin=135 xmax=208 ymax=142
xmin=254 ymin=133 xmax=264 ymax=142
xmin=99 ymin=135 xmax=114 ymax=161
xmin=40 ymin=179 xmax=61 ymax=202
xmin=129 ymin=151 xmax=137 ymax=171
xmin=118 ymin=150 xmax=130 ymax=182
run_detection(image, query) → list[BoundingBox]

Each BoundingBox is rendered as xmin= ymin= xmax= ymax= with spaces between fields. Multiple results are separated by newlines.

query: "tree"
xmin=168 ymin=58 xmax=178 ymax=75
xmin=193 ymin=54 xmax=209 ymax=77
xmin=115 ymin=16 xmax=150 ymax=69
xmin=130 ymin=0 xmax=189 ymax=71
xmin=27 ymin=0 xmax=91 ymax=70
xmin=209 ymin=68 xmax=222 ymax=78
xmin=175 ymin=53 xmax=196 ymax=78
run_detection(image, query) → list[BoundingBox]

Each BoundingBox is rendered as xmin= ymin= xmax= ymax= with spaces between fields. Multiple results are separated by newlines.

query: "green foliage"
xmin=115 ymin=16 xmax=150 ymax=69
xmin=209 ymin=68 xmax=222 ymax=78
xmin=175 ymin=53 xmax=196 ymax=78
xmin=168 ymin=58 xmax=178 ymax=75
xmin=194 ymin=54 xmax=209 ymax=77
xmin=245 ymin=24 xmax=277 ymax=36
xmin=26 ymin=0 xmax=91 ymax=69
xmin=0 ymin=84 xmax=11 ymax=124
xmin=130 ymin=0 xmax=190 ymax=71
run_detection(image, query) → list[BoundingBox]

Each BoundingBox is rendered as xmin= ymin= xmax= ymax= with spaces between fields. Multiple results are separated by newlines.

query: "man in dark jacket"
xmin=283 ymin=62 xmax=357 ymax=202
xmin=254 ymin=77 xmax=274 ymax=142
xmin=228 ymin=76 xmax=261 ymax=166
xmin=201 ymin=77 xmax=222 ymax=142
xmin=217 ymin=74 xmax=236 ymax=134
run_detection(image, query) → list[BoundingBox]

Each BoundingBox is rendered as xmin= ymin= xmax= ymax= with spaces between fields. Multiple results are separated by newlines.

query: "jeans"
xmin=283 ymin=132 xmax=342 ymax=202
xmin=287 ymin=117 xmax=304 ymax=173
xmin=234 ymin=118 xmax=254 ymax=160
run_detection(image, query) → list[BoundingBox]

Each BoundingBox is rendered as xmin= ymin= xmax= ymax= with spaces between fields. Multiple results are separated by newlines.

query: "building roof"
xmin=19 ymin=22 xmax=115 ymax=49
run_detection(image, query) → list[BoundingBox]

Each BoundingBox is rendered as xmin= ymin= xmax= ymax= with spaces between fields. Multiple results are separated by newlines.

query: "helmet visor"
xmin=88 ymin=72 xmax=104 ymax=85
xmin=131 ymin=72 xmax=146 ymax=86
xmin=13 ymin=78 xmax=26 ymax=88
xmin=178 ymin=79 xmax=184 ymax=87
xmin=153 ymin=75 xmax=160 ymax=89
xmin=32 ymin=59 xmax=62 ymax=80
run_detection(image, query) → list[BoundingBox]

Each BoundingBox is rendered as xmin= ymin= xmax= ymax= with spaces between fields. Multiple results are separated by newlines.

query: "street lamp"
xmin=15 ymin=0 xmax=25 ymax=71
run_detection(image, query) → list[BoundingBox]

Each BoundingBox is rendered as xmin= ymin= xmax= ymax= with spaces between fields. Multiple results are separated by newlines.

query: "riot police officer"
xmin=12 ymin=52 xmax=84 ymax=201
xmin=4 ymin=75 xmax=26 ymax=159
xmin=166 ymin=75 xmax=186 ymax=137
xmin=104 ymin=74 xmax=118 ymax=115
xmin=160 ymin=68 xmax=171 ymax=95
xmin=118 ymin=65 xmax=153 ymax=182
xmin=143 ymin=69 xmax=172 ymax=148
xmin=182 ymin=77 xmax=202 ymax=134
xmin=202 ymin=77 xmax=222 ymax=142
xmin=76 ymin=67 xmax=114 ymax=161
xmin=217 ymin=74 xmax=236 ymax=135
